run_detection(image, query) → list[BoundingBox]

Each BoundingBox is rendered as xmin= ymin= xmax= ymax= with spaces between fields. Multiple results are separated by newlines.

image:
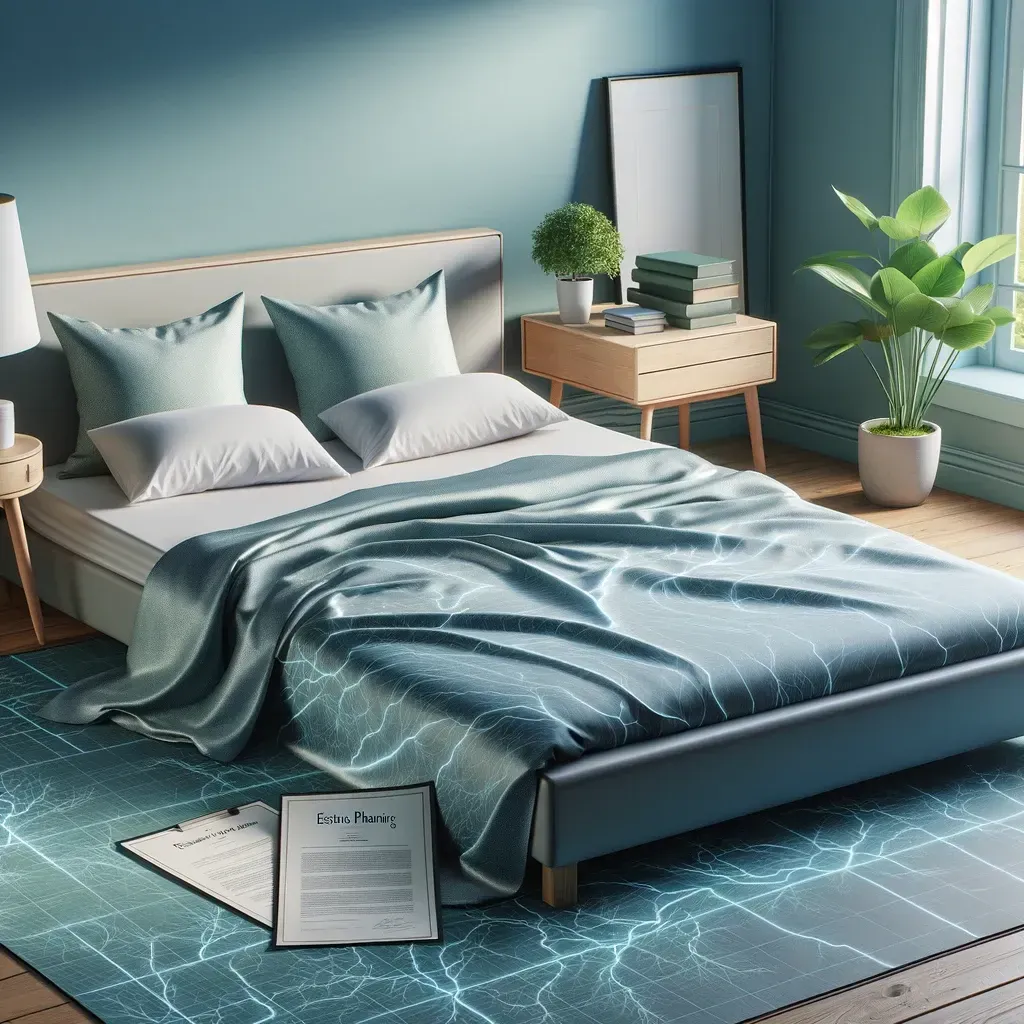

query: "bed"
xmin=7 ymin=228 xmax=1024 ymax=909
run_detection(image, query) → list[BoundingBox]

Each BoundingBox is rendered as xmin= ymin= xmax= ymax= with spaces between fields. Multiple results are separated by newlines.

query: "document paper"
xmin=119 ymin=801 xmax=278 ymax=927
xmin=275 ymin=784 xmax=441 ymax=946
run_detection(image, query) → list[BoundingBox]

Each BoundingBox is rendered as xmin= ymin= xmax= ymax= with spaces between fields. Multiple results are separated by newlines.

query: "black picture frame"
xmin=270 ymin=781 xmax=444 ymax=949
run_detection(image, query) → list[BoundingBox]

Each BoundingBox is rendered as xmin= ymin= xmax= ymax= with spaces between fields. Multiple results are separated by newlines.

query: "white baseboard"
xmin=761 ymin=398 xmax=1024 ymax=511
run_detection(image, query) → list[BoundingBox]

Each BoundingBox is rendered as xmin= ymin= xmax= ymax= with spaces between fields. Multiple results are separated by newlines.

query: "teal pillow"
xmin=49 ymin=293 xmax=247 ymax=478
xmin=262 ymin=270 xmax=461 ymax=440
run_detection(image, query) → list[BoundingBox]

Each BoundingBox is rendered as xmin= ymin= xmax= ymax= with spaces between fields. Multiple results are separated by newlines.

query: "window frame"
xmin=990 ymin=0 xmax=1024 ymax=370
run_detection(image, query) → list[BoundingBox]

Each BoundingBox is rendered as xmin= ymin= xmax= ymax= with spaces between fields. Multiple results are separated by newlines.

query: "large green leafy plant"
xmin=800 ymin=185 xmax=1016 ymax=434
xmin=531 ymin=202 xmax=623 ymax=280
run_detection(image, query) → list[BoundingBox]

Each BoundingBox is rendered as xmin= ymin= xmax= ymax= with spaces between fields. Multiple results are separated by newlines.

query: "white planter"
xmin=858 ymin=418 xmax=941 ymax=508
xmin=555 ymin=277 xmax=594 ymax=324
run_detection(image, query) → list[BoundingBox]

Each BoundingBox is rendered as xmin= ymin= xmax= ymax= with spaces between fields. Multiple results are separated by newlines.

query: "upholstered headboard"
xmin=13 ymin=228 xmax=503 ymax=465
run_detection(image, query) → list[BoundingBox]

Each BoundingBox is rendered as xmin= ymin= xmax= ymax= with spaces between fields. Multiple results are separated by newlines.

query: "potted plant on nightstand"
xmin=799 ymin=184 xmax=1016 ymax=507
xmin=532 ymin=202 xmax=624 ymax=325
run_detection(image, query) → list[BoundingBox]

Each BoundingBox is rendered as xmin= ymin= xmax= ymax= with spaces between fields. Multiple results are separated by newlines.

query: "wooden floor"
xmin=5 ymin=438 xmax=1024 ymax=1024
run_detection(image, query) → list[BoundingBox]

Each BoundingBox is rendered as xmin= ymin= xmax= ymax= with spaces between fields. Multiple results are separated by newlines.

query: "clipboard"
xmin=118 ymin=800 xmax=279 ymax=928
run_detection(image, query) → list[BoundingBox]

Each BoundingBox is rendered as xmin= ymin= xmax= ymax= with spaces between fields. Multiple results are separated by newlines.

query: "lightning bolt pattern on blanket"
xmin=40 ymin=449 xmax=1024 ymax=899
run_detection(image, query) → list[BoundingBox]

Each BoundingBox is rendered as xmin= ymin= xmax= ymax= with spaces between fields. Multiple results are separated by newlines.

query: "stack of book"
xmin=627 ymin=252 xmax=739 ymax=329
xmin=603 ymin=305 xmax=666 ymax=334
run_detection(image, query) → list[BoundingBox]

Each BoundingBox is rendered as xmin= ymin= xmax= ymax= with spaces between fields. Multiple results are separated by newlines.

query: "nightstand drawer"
xmin=0 ymin=453 xmax=42 ymax=497
xmin=636 ymin=352 xmax=775 ymax=403
xmin=522 ymin=319 xmax=634 ymax=400
xmin=637 ymin=325 xmax=775 ymax=374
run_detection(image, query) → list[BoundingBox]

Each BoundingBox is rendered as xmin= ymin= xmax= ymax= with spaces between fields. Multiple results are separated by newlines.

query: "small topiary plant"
xmin=531 ymin=203 xmax=624 ymax=280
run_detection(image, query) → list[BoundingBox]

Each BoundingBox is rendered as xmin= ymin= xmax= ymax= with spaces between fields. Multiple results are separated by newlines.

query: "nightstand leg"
xmin=744 ymin=387 xmax=767 ymax=474
xmin=549 ymin=380 xmax=564 ymax=408
xmin=4 ymin=498 xmax=44 ymax=645
xmin=677 ymin=403 xmax=690 ymax=450
xmin=639 ymin=406 xmax=654 ymax=441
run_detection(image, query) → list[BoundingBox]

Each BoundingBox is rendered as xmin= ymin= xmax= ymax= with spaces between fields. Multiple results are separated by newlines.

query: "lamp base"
xmin=0 ymin=399 xmax=14 ymax=449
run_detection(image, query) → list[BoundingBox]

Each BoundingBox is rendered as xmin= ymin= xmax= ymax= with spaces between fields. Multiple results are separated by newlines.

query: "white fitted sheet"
xmin=22 ymin=418 xmax=655 ymax=586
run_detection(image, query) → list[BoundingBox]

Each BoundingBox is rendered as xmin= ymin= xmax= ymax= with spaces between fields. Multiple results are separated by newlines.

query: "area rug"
xmin=6 ymin=639 xmax=1024 ymax=1024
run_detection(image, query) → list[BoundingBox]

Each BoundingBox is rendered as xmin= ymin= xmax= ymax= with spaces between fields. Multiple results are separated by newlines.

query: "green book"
xmin=635 ymin=251 xmax=734 ymax=279
xmin=631 ymin=269 xmax=739 ymax=299
xmin=665 ymin=313 xmax=738 ymax=330
xmin=626 ymin=288 xmax=739 ymax=320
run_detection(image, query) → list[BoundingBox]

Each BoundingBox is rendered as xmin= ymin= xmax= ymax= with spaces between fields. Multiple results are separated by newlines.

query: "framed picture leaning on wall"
xmin=607 ymin=68 xmax=748 ymax=310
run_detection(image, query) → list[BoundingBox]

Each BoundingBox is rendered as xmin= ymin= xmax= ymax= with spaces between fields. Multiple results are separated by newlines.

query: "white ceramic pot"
xmin=858 ymin=418 xmax=941 ymax=508
xmin=555 ymin=277 xmax=594 ymax=324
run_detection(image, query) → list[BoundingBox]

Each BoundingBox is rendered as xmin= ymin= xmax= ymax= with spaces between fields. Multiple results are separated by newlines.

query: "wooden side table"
xmin=521 ymin=307 xmax=777 ymax=473
xmin=0 ymin=435 xmax=44 ymax=645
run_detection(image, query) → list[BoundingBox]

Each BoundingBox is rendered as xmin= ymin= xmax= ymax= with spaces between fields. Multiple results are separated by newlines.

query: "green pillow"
xmin=49 ymin=293 xmax=247 ymax=478
xmin=262 ymin=270 xmax=461 ymax=440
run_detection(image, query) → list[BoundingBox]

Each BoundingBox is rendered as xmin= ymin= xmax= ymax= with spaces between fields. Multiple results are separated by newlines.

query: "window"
xmin=924 ymin=0 xmax=1024 ymax=371
xmin=989 ymin=0 xmax=1024 ymax=369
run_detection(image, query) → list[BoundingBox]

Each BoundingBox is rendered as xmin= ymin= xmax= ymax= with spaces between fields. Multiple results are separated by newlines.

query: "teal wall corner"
xmin=766 ymin=0 xmax=900 ymax=429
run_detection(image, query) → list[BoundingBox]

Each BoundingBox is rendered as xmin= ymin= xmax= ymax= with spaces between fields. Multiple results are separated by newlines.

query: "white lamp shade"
xmin=0 ymin=195 xmax=39 ymax=357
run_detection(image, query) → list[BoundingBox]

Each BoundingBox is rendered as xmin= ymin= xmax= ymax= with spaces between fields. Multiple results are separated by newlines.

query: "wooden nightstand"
xmin=521 ymin=306 xmax=777 ymax=473
xmin=0 ymin=435 xmax=44 ymax=645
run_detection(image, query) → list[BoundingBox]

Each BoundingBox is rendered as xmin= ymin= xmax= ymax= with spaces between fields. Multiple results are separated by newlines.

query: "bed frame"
xmin=6 ymin=229 xmax=1024 ymax=910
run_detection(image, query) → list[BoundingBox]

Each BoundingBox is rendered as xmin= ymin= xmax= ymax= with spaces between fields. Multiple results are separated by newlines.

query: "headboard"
xmin=13 ymin=228 xmax=503 ymax=465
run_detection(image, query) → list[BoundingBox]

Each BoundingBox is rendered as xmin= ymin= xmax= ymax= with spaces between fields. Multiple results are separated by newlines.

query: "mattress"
xmin=21 ymin=417 xmax=654 ymax=586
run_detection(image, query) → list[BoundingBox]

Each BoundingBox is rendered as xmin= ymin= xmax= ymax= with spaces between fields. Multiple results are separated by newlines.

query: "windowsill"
xmin=933 ymin=366 xmax=1024 ymax=429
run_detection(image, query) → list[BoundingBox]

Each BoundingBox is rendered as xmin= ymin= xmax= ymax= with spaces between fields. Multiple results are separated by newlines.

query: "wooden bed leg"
xmin=542 ymin=864 xmax=578 ymax=908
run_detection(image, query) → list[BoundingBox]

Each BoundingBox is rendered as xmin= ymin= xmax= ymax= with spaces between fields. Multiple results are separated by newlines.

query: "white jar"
xmin=0 ymin=400 xmax=14 ymax=449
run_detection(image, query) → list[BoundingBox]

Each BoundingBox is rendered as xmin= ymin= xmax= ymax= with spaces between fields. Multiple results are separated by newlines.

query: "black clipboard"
xmin=117 ymin=800 xmax=278 ymax=929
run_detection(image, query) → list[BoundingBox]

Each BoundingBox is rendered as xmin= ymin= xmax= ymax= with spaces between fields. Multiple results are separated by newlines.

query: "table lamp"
xmin=0 ymin=194 xmax=39 ymax=449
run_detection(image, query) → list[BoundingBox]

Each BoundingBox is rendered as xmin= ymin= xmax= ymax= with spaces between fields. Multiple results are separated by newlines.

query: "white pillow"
xmin=318 ymin=373 xmax=569 ymax=468
xmin=88 ymin=405 xmax=347 ymax=503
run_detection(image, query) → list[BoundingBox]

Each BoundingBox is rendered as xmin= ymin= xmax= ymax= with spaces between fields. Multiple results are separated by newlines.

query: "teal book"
xmin=631 ymin=269 xmax=739 ymax=300
xmin=626 ymin=288 xmax=739 ymax=320
xmin=635 ymin=251 xmax=734 ymax=279
xmin=602 ymin=305 xmax=666 ymax=321
xmin=665 ymin=313 xmax=738 ymax=329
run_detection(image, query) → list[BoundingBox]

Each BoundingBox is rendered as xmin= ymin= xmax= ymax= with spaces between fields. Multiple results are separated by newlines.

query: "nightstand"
xmin=0 ymin=435 xmax=44 ymax=645
xmin=521 ymin=307 xmax=777 ymax=473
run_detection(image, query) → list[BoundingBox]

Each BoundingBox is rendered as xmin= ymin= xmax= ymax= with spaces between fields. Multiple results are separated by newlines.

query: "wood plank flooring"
xmin=4 ymin=438 xmax=1024 ymax=1024
xmin=0 ymin=949 xmax=90 ymax=1023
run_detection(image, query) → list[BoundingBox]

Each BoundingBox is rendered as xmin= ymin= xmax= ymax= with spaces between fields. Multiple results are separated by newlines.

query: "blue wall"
xmin=1 ymin=0 xmax=774 ymax=407
xmin=767 ymin=0 xmax=898 ymax=425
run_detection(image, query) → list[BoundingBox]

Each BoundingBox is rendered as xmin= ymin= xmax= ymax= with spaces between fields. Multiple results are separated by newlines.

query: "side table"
xmin=521 ymin=307 xmax=777 ymax=473
xmin=0 ymin=434 xmax=45 ymax=645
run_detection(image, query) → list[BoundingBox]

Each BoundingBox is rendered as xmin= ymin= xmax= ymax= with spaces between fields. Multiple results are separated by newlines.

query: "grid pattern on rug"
xmin=4 ymin=638 xmax=1024 ymax=1024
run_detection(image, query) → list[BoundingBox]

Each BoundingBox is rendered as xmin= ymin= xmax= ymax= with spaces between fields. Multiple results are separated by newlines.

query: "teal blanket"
xmin=41 ymin=450 xmax=1024 ymax=899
